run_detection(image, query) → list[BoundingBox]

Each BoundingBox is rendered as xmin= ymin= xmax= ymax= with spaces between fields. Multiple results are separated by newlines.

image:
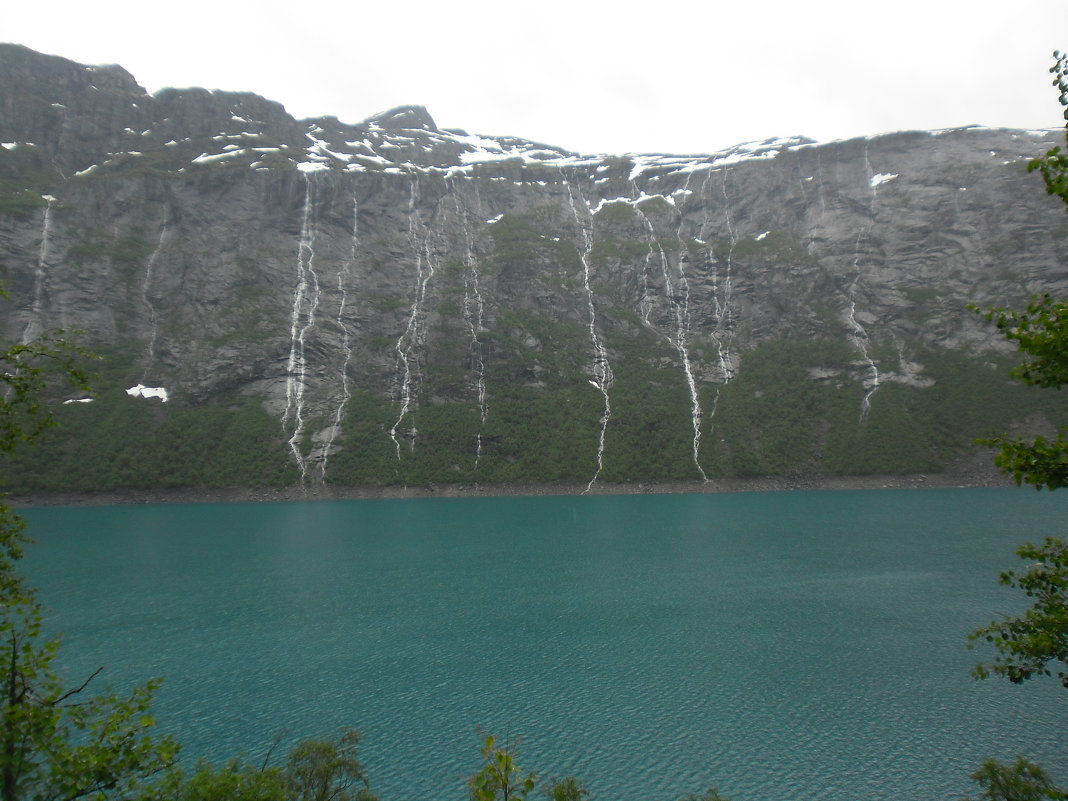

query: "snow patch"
xmin=353 ymin=153 xmax=394 ymax=167
xmin=63 ymin=398 xmax=93 ymax=404
xmin=590 ymin=192 xmax=673 ymax=215
xmin=870 ymin=172 xmax=898 ymax=188
xmin=126 ymin=384 xmax=169 ymax=402
xmin=192 ymin=150 xmax=247 ymax=164
xmin=755 ymin=231 xmax=770 ymax=241
xmin=629 ymin=159 xmax=652 ymax=181
xmin=211 ymin=132 xmax=264 ymax=142
xmin=305 ymin=133 xmax=353 ymax=164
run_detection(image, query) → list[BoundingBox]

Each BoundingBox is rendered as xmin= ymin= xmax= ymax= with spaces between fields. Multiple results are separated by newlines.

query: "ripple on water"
xmin=19 ymin=489 xmax=1068 ymax=801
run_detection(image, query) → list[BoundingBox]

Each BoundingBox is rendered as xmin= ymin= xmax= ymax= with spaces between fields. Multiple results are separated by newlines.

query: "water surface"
xmin=20 ymin=488 xmax=1068 ymax=801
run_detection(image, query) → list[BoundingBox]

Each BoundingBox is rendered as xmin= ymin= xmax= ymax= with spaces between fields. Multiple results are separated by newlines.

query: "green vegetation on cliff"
xmin=3 ymin=336 xmax=1065 ymax=494
xmin=0 ymin=390 xmax=295 ymax=493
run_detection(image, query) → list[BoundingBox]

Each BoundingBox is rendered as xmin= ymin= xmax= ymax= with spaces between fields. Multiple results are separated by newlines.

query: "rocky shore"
xmin=8 ymin=461 xmax=1019 ymax=509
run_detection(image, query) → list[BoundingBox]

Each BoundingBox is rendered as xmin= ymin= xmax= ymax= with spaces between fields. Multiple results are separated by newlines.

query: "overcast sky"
xmin=3 ymin=0 xmax=1065 ymax=155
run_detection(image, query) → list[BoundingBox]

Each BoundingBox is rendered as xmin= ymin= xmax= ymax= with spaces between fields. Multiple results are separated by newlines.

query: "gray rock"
xmin=2 ymin=44 xmax=1066 ymax=485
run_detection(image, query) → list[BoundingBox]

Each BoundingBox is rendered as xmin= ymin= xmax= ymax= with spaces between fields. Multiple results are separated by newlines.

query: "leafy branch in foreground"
xmin=976 ymin=295 xmax=1068 ymax=391
xmin=969 ymin=537 xmax=1068 ymax=686
xmin=0 ymin=288 xmax=176 ymax=801
xmin=969 ymin=757 xmax=1066 ymax=801
xmin=134 ymin=727 xmax=379 ymax=801
xmin=676 ymin=791 xmax=732 ymax=801
xmin=1027 ymin=49 xmax=1068 ymax=204
xmin=286 ymin=728 xmax=377 ymax=801
xmin=0 ymin=552 xmax=180 ymax=801
xmin=467 ymin=735 xmax=536 ymax=801
xmin=971 ymin=294 xmax=1068 ymax=490
xmin=0 ymin=290 xmax=386 ymax=801
xmin=964 ymin=50 xmax=1068 ymax=801
xmin=981 ymin=430 xmax=1068 ymax=492
xmin=544 ymin=776 xmax=590 ymax=801
xmin=0 ymin=337 xmax=94 ymax=447
xmin=0 ymin=304 xmax=96 ymax=454
xmin=466 ymin=734 xmax=727 ymax=801
xmin=969 ymin=51 xmax=1068 ymax=494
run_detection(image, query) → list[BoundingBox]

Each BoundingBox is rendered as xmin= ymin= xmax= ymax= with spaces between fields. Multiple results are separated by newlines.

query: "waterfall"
xmin=447 ymin=176 xmax=489 ymax=466
xmin=139 ymin=206 xmax=169 ymax=380
xmin=21 ymin=194 xmax=57 ymax=344
xmin=633 ymin=201 xmax=707 ymax=481
xmin=815 ymin=151 xmax=828 ymax=213
xmin=319 ymin=190 xmax=359 ymax=481
xmin=688 ymin=167 xmax=741 ymax=461
xmin=717 ymin=170 xmax=737 ymax=383
xmin=697 ymin=169 xmax=737 ymax=385
xmin=794 ymin=151 xmax=810 ymax=206
xmin=670 ymin=170 xmax=709 ymax=480
xmin=630 ymin=181 xmax=656 ymax=327
xmin=847 ymin=143 xmax=883 ymax=420
xmin=283 ymin=172 xmax=322 ymax=482
xmin=389 ymin=173 xmax=436 ymax=457
xmin=565 ymin=178 xmax=613 ymax=492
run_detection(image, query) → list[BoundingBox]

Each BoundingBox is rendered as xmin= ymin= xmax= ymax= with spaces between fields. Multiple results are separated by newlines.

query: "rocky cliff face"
xmin=2 ymin=43 xmax=1067 ymax=492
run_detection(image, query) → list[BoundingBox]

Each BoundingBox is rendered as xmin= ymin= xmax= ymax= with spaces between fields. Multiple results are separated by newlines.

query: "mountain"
xmin=2 ymin=43 xmax=1067 ymax=495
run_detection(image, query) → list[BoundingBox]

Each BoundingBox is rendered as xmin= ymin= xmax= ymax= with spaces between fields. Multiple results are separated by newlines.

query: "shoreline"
xmin=7 ymin=467 xmax=1019 ymax=509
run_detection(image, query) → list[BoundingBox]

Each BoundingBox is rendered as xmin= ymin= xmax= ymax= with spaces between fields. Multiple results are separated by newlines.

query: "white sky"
xmin=2 ymin=0 xmax=1065 ymax=155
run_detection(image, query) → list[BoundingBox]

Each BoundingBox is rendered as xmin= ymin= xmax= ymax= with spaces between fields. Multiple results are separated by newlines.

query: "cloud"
xmin=4 ymin=0 xmax=1065 ymax=155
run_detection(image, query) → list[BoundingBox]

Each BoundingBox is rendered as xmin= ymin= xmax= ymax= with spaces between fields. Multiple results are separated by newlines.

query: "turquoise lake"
xmin=19 ymin=488 xmax=1068 ymax=801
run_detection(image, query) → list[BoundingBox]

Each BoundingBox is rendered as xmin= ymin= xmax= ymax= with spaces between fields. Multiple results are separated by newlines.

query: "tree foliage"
xmin=676 ymin=791 xmax=731 ymax=801
xmin=0 ymin=594 xmax=179 ymax=801
xmin=142 ymin=757 xmax=288 ymax=801
xmin=972 ymin=51 xmax=1068 ymax=491
xmin=0 ymin=335 xmax=93 ymax=456
xmin=468 ymin=736 xmax=536 ymax=801
xmin=0 ymin=292 xmax=177 ymax=801
xmin=966 ymin=51 xmax=1068 ymax=801
xmin=1027 ymin=50 xmax=1068 ymax=205
xmin=139 ymin=729 xmax=379 ymax=801
xmin=285 ymin=729 xmax=377 ymax=801
xmin=543 ymin=776 xmax=590 ymax=801
xmin=980 ymin=295 xmax=1068 ymax=391
xmin=970 ymin=537 xmax=1068 ymax=686
xmin=969 ymin=757 xmax=1067 ymax=801
xmin=970 ymin=54 xmax=1068 ymax=685
xmin=973 ymin=293 xmax=1068 ymax=489
xmin=0 ymin=282 xmax=94 ymax=458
